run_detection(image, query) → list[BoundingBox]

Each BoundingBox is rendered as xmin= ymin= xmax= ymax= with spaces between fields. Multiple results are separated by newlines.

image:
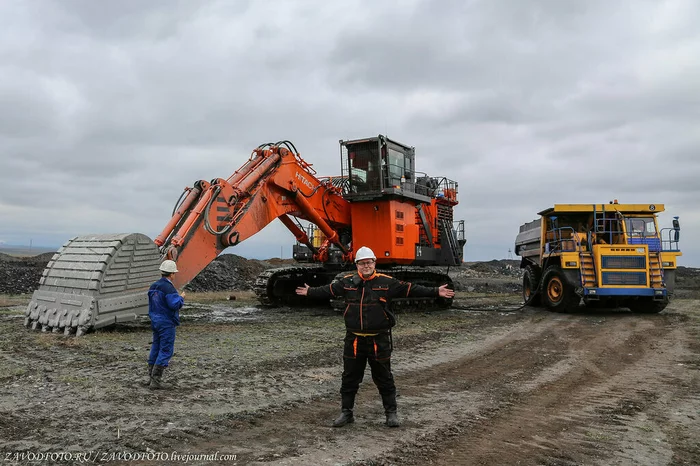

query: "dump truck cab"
xmin=515 ymin=201 xmax=681 ymax=313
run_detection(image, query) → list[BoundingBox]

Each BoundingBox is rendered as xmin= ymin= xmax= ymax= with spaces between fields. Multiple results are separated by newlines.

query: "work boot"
xmin=382 ymin=393 xmax=400 ymax=427
xmin=149 ymin=365 xmax=167 ymax=390
xmin=143 ymin=364 xmax=154 ymax=386
xmin=333 ymin=393 xmax=356 ymax=427
xmin=332 ymin=409 xmax=354 ymax=427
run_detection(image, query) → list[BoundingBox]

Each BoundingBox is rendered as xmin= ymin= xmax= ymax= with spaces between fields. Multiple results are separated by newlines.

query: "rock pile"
xmin=184 ymin=254 xmax=292 ymax=292
xmin=0 ymin=251 xmax=291 ymax=295
xmin=0 ymin=252 xmax=55 ymax=294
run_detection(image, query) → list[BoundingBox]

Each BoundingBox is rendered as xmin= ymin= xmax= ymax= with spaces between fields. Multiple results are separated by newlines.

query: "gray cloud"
xmin=1 ymin=0 xmax=699 ymax=265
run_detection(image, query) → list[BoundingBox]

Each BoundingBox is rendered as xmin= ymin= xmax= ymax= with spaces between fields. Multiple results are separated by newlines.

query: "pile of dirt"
xmin=0 ymin=252 xmax=55 ymax=294
xmin=0 ymin=251 xmax=296 ymax=295
xmin=461 ymin=260 xmax=522 ymax=277
xmin=184 ymin=254 xmax=295 ymax=292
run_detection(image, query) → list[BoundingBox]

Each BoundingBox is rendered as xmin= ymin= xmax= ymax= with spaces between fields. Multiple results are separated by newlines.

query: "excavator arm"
xmin=154 ymin=142 xmax=352 ymax=289
xmin=25 ymin=141 xmax=353 ymax=335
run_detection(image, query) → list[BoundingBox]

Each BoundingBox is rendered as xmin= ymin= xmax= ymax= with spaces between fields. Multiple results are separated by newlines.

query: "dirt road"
xmin=1 ymin=293 xmax=699 ymax=465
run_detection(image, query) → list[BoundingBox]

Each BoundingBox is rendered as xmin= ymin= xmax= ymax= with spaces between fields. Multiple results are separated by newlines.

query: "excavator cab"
xmin=341 ymin=135 xmax=435 ymax=203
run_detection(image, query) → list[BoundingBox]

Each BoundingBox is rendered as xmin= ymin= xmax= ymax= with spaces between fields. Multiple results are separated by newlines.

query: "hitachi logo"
xmin=295 ymin=172 xmax=315 ymax=189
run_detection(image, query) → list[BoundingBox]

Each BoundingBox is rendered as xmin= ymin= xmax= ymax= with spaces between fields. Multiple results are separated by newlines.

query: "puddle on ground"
xmin=183 ymin=303 xmax=262 ymax=322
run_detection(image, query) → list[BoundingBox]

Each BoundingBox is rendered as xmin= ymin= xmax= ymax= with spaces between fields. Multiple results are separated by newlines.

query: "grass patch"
xmin=585 ymin=430 xmax=613 ymax=441
xmin=183 ymin=290 xmax=258 ymax=305
xmin=58 ymin=374 xmax=92 ymax=386
xmin=0 ymin=366 xmax=27 ymax=379
xmin=0 ymin=294 xmax=30 ymax=308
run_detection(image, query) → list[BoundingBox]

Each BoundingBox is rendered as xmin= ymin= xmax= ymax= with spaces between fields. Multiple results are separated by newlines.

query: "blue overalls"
xmin=147 ymin=277 xmax=184 ymax=367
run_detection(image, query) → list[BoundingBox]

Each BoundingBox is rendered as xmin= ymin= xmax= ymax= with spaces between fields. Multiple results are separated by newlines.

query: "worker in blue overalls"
xmin=146 ymin=260 xmax=185 ymax=390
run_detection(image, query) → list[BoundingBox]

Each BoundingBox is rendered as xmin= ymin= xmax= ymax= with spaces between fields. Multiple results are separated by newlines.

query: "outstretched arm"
xmin=438 ymin=284 xmax=455 ymax=299
xmin=295 ymin=283 xmax=310 ymax=296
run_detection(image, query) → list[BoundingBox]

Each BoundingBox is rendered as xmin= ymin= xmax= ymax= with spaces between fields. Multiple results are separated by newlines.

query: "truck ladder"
xmin=579 ymin=252 xmax=596 ymax=287
xmin=649 ymin=251 xmax=664 ymax=289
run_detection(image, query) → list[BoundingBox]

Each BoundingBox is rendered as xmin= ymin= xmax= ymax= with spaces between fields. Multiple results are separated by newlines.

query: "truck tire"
xmin=541 ymin=265 xmax=580 ymax=312
xmin=522 ymin=265 xmax=541 ymax=306
xmin=626 ymin=297 xmax=667 ymax=314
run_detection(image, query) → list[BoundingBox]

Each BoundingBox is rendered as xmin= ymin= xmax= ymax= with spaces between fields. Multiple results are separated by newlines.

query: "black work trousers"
xmin=340 ymin=331 xmax=395 ymax=398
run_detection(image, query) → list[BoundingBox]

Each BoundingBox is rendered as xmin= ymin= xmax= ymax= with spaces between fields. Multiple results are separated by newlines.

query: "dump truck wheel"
xmin=626 ymin=297 xmax=667 ymax=314
xmin=541 ymin=266 xmax=579 ymax=312
xmin=522 ymin=265 xmax=541 ymax=306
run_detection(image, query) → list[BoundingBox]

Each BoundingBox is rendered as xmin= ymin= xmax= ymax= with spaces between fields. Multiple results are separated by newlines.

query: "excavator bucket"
xmin=25 ymin=233 xmax=162 ymax=336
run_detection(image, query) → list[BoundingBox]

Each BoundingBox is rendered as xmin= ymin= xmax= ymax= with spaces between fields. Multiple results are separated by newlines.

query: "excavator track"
xmin=25 ymin=233 xmax=162 ymax=336
xmin=254 ymin=266 xmax=454 ymax=311
xmin=358 ymin=268 xmax=454 ymax=311
xmin=253 ymin=266 xmax=341 ymax=307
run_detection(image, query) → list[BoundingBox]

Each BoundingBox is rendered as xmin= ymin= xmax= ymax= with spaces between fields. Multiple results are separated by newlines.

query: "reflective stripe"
xmin=373 ymin=339 xmax=378 ymax=358
xmin=353 ymin=337 xmax=358 ymax=358
xmin=360 ymin=287 xmax=365 ymax=330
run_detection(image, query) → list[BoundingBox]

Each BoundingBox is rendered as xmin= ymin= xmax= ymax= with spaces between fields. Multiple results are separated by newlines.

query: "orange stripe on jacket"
xmin=353 ymin=337 xmax=358 ymax=358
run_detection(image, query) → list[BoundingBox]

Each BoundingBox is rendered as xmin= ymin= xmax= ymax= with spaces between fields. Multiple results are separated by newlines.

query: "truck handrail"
xmin=660 ymin=227 xmax=681 ymax=252
xmin=545 ymin=226 xmax=582 ymax=253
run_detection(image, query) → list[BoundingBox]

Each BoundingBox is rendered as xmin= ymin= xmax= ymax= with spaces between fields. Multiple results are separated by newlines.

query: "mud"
xmin=1 ymin=286 xmax=699 ymax=466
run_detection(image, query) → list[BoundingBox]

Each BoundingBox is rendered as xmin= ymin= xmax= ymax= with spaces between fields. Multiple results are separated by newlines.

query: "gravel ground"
xmin=1 ymin=293 xmax=699 ymax=466
xmin=1 ymin=254 xmax=699 ymax=465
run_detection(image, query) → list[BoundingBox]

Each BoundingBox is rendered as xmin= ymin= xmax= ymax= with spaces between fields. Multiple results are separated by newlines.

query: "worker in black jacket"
xmin=296 ymin=246 xmax=455 ymax=427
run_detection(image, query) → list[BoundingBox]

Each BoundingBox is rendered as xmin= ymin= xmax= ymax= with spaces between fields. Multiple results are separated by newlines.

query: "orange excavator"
xmin=25 ymin=135 xmax=465 ymax=335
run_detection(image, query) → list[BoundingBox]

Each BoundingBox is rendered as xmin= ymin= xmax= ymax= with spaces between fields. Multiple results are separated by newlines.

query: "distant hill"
xmin=0 ymin=245 xmax=58 ymax=257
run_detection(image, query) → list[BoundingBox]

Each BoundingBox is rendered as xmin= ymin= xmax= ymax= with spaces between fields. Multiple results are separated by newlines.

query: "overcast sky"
xmin=1 ymin=0 xmax=699 ymax=266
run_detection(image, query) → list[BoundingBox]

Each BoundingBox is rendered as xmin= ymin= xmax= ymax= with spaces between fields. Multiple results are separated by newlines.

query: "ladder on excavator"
xmin=439 ymin=218 xmax=462 ymax=265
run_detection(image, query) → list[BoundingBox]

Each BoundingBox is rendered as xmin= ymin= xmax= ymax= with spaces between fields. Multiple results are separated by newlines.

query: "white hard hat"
xmin=354 ymin=246 xmax=376 ymax=262
xmin=159 ymin=260 xmax=179 ymax=273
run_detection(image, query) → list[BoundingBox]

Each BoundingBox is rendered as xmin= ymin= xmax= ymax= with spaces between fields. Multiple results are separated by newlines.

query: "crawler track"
xmin=254 ymin=266 xmax=454 ymax=311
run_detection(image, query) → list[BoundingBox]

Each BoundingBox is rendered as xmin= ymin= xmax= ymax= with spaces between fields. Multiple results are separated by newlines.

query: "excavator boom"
xmin=157 ymin=142 xmax=352 ymax=288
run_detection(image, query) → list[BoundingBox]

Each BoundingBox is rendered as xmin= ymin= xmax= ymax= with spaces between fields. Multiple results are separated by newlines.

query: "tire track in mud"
xmin=380 ymin=312 xmax=700 ymax=466
xmin=5 ymin=307 xmax=698 ymax=465
xmin=176 ymin=311 xmax=698 ymax=466
xmin=165 ymin=317 xmax=565 ymax=464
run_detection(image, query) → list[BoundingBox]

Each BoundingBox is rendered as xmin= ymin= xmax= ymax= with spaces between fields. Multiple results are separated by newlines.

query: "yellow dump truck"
xmin=515 ymin=201 xmax=681 ymax=313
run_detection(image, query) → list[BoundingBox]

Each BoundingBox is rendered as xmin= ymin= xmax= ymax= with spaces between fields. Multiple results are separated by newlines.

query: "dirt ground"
xmin=1 ymin=275 xmax=699 ymax=465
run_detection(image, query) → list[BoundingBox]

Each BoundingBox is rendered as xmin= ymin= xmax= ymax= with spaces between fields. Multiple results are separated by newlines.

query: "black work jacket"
xmin=307 ymin=271 xmax=438 ymax=333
